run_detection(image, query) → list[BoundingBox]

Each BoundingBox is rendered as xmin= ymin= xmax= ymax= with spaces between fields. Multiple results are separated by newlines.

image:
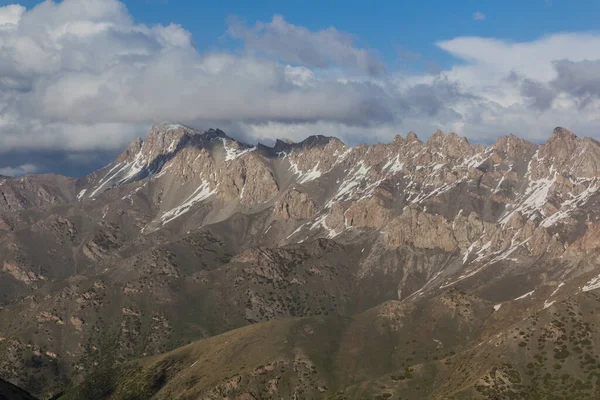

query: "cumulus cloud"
xmin=0 ymin=4 xmax=24 ymax=28
xmin=226 ymin=15 xmax=385 ymax=76
xmin=520 ymin=79 xmax=556 ymax=110
xmin=551 ymin=59 xmax=600 ymax=104
xmin=0 ymin=0 xmax=399 ymax=163
xmin=427 ymin=33 xmax=600 ymax=141
xmin=1 ymin=0 xmax=600 ymax=176
xmin=0 ymin=163 xmax=38 ymax=176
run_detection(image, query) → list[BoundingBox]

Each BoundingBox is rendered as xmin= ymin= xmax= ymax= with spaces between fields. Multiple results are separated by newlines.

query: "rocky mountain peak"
xmin=427 ymin=129 xmax=446 ymax=141
xmin=273 ymin=135 xmax=343 ymax=155
xmin=541 ymin=127 xmax=579 ymax=160
xmin=200 ymin=128 xmax=229 ymax=141
xmin=143 ymin=123 xmax=194 ymax=156
xmin=392 ymin=134 xmax=404 ymax=144
xmin=426 ymin=129 xmax=473 ymax=159
xmin=534 ymin=126 xmax=600 ymax=177
xmin=406 ymin=130 xmax=421 ymax=142
xmin=298 ymin=134 xmax=343 ymax=149
xmin=115 ymin=137 xmax=143 ymax=163
xmin=550 ymin=126 xmax=578 ymax=141
xmin=491 ymin=133 xmax=536 ymax=159
xmin=273 ymin=139 xmax=292 ymax=153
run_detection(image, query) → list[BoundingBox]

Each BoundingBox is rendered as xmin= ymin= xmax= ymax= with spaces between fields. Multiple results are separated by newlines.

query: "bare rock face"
xmin=116 ymin=137 xmax=143 ymax=163
xmin=570 ymin=224 xmax=600 ymax=252
xmin=82 ymin=222 xmax=122 ymax=261
xmin=3 ymin=261 xmax=43 ymax=285
xmin=166 ymin=146 xmax=216 ymax=184
xmin=384 ymin=208 xmax=457 ymax=252
xmin=406 ymin=130 xmax=420 ymax=142
xmin=426 ymin=130 xmax=474 ymax=159
xmin=541 ymin=127 xmax=580 ymax=166
xmin=119 ymin=123 xmax=191 ymax=165
xmin=529 ymin=127 xmax=600 ymax=179
xmin=36 ymin=311 xmax=63 ymax=324
xmin=325 ymin=201 xmax=346 ymax=233
xmin=492 ymin=133 xmax=536 ymax=159
xmin=273 ymin=189 xmax=317 ymax=220
xmin=452 ymin=212 xmax=484 ymax=249
xmin=70 ymin=316 xmax=84 ymax=331
xmin=0 ymin=175 xmax=74 ymax=211
xmin=281 ymin=136 xmax=348 ymax=184
xmin=344 ymin=197 xmax=391 ymax=229
xmin=220 ymin=154 xmax=279 ymax=205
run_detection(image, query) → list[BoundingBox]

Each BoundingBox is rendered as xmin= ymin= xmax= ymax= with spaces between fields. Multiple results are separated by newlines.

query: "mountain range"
xmin=2 ymin=123 xmax=600 ymax=398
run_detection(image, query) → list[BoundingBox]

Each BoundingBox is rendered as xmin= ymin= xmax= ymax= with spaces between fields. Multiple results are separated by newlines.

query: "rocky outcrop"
xmin=272 ymin=189 xmax=317 ymax=220
xmin=3 ymin=261 xmax=43 ymax=285
xmin=492 ymin=133 xmax=536 ymax=159
xmin=219 ymin=154 xmax=279 ymax=204
xmin=83 ymin=222 xmax=122 ymax=261
xmin=427 ymin=130 xmax=474 ymax=159
xmin=344 ymin=197 xmax=391 ymax=229
xmin=384 ymin=209 xmax=457 ymax=252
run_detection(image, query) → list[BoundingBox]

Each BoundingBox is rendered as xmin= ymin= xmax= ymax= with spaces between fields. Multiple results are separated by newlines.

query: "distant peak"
xmin=430 ymin=129 xmax=445 ymax=138
xmin=202 ymin=128 xmax=229 ymax=140
xmin=298 ymin=135 xmax=344 ymax=149
xmin=550 ymin=126 xmax=577 ymax=141
xmin=492 ymin=133 xmax=535 ymax=156
xmin=300 ymin=134 xmax=329 ymax=146
xmin=426 ymin=129 xmax=470 ymax=149
xmin=274 ymin=139 xmax=291 ymax=153
xmin=544 ymin=127 xmax=579 ymax=152
xmin=153 ymin=122 xmax=195 ymax=133
xmin=406 ymin=131 xmax=420 ymax=142
xmin=427 ymin=130 xmax=466 ymax=143
xmin=116 ymin=137 xmax=143 ymax=163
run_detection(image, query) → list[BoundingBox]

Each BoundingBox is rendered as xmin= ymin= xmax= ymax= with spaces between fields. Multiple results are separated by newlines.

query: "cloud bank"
xmin=1 ymin=0 xmax=600 ymax=175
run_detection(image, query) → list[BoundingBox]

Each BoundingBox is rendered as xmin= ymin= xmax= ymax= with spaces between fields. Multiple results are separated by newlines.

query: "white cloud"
xmin=0 ymin=4 xmax=24 ymax=28
xmin=473 ymin=11 xmax=486 ymax=21
xmin=0 ymin=163 xmax=38 ymax=177
xmin=1 ymin=0 xmax=600 ymax=176
xmin=227 ymin=14 xmax=385 ymax=76
xmin=428 ymin=33 xmax=600 ymax=142
xmin=0 ymin=0 xmax=398 ymax=158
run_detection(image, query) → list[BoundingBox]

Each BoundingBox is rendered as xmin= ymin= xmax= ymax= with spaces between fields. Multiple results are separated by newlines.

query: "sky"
xmin=1 ymin=0 xmax=600 ymax=176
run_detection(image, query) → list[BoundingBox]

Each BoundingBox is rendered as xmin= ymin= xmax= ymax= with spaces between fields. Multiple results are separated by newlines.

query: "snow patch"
xmin=326 ymin=162 xmax=371 ymax=206
xmin=514 ymin=290 xmax=535 ymax=301
xmin=550 ymin=282 xmax=564 ymax=297
xmin=583 ymin=273 xmax=600 ymax=292
xmin=221 ymin=138 xmax=256 ymax=161
xmin=382 ymin=155 xmax=404 ymax=174
xmin=309 ymin=213 xmax=338 ymax=238
xmin=159 ymin=181 xmax=216 ymax=225
xmin=543 ymin=300 xmax=556 ymax=309
xmin=541 ymin=183 xmax=598 ymax=227
xmin=298 ymin=162 xmax=322 ymax=184
xmin=501 ymin=174 xmax=556 ymax=225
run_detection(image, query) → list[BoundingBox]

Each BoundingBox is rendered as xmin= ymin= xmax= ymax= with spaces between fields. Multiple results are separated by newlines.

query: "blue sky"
xmin=8 ymin=0 xmax=600 ymax=70
xmin=125 ymin=0 xmax=600 ymax=69
xmin=1 ymin=0 xmax=600 ymax=176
